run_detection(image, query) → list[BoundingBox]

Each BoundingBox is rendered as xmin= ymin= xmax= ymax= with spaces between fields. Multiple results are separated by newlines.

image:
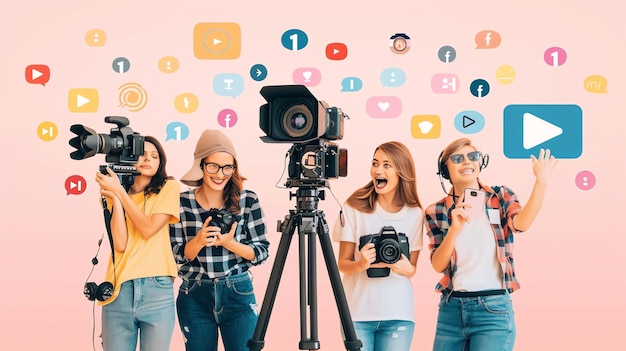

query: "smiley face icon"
xmin=389 ymin=33 xmax=411 ymax=55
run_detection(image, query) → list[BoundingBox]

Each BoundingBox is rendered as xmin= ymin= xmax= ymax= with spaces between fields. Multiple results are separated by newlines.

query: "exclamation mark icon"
xmin=166 ymin=61 xmax=171 ymax=71
xmin=94 ymin=33 xmax=99 ymax=43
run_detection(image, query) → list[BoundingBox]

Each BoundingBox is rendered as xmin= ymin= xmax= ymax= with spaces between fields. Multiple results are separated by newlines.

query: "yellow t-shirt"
xmin=99 ymin=179 xmax=180 ymax=306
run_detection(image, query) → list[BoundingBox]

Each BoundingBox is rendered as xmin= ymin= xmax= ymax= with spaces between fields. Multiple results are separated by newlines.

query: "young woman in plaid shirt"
xmin=425 ymin=137 xmax=558 ymax=351
xmin=170 ymin=130 xmax=269 ymax=351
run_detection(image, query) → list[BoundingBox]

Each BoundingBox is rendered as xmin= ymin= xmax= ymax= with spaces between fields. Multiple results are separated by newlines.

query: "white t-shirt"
xmin=332 ymin=203 xmax=424 ymax=322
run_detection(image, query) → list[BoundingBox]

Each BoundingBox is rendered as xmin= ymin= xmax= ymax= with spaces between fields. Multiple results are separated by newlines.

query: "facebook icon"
xmin=438 ymin=45 xmax=457 ymax=63
xmin=470 ymin=79 xmax=490 ymax=98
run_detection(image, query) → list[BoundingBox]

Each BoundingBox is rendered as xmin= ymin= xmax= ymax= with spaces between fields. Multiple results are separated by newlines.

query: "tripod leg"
xmin=298 ymin=215 xmax=320 ymax=350
xmin=247 ymin=215 xmax=297 ymax=351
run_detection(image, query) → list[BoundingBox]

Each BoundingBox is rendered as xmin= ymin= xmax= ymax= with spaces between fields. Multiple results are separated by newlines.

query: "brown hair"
xmin=142 ymin=136 xmax=172 ymax=196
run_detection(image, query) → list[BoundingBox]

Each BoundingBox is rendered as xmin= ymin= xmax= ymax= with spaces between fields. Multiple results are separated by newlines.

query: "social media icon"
xmin=475 ymin=30 xmax=501 ymax=49
xmin=431 ymin=74 xmax=459 ymax=93
xmin=281 ymin=29 xmax=308 ymax=51
xmin=37 ymin=121 xmax=58 ymax=141
xmin=380 ymin=68 xmax=406 ymax=87
xmin=496 ymin=65 xmax=516 ymax=85
xmin=366 ymin=96 xmax=402 ymax=118
xmin=85 ymin=29 xmax=106 ymax=46
xmin=250 ymin=64 xmax=268 ymax=81
xmin=454 ymin=110 xmax=485 ymax=134
xmin=158 ymin=56 xmax=180 ymax=73
xmin=25 ymin=64 xmax=50 ymax=86
xmin=389 ymin=33 xmax=411 ymax=54
xmin=544 ymin=47 xmax=567 ymax=67
xmin=469 ymin=79 xmax=490 ymax=98
xmin=65 ymin=175 xmax=87 ymax=195
xmin=411 ymin=115 xmax=441 ymax=139
xmin=584 ymin=75 xmax=608 ymax=93
xmin=165 ymin=122 xmax=190 ymax=141
xmin=112 ymin=57 xmax=130 ymax=74
xmin=174 ymin=93 xmax=199 ymax=113
xmin=438 ymin=46 xmax=457 ymax=63
xmin=217 ymin=109 xmax=238 ymax=128
xmin=118 ymin=83 xmax=148 ymax=112
xmin=293 ymin=67 xmax=321 ymax=86
xmin=575 ymin=170 xmax=596 ymax=191
xmin=68 ymin=88 xmax=99 ymax=113
xmin=213 ymin=73 xmax=244 ymax=98
xmin=340 ymin=77 xmax=363 ymax=92
xmin=503 ymin=104 xmax=583 ymax=159
xmin=326 ymin=43 xmax=348 ymax=60
xmin=194 ymin=22 xmax=241 ymax=59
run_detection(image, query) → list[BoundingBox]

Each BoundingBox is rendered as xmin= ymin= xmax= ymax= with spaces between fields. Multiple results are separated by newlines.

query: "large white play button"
xmin=522 ymin=112 xmax=563 ymax=149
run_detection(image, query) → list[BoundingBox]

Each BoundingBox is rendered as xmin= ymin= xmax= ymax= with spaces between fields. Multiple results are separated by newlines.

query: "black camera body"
xmin=206 ymin=208 xmax=240 ymax=234
xmin=359 ymin=226 xmax=410 ymax=278
xmin=287 ymin=139 xmax=348 ymax=181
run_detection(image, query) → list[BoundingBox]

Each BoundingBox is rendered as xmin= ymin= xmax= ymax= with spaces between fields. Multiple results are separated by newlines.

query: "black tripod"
xmin=247 ymin=182 xmax=362 ymax=351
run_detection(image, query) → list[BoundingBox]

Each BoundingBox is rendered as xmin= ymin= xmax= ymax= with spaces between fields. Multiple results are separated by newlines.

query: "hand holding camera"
xmin=195 ymin=208 xmax=240 ymax=247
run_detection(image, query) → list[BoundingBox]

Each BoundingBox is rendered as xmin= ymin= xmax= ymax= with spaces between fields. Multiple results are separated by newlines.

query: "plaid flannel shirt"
xmin=170 ymin=189 xmax=269 ymax=280
xmin=424 ymin=183 xmax=523 ymax=293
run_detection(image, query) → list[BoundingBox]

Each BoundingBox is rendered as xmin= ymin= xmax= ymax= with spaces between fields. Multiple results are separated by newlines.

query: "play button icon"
xmin=522 ymin=112 xmax=562 ymax=149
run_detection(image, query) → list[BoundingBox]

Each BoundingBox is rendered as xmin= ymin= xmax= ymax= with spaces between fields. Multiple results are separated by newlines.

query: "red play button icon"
xmin=326 ymin=43 xmax=347 ymax=60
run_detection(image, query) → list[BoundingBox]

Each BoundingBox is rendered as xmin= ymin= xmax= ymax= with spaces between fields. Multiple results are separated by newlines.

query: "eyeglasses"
xmin=203 ymin=162 xmax=236 ymax=175
xmin=449 ymin=151 xmax=482 ymax=164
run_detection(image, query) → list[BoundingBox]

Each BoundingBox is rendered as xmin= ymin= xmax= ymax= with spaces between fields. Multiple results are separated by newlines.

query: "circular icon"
xmin=281 ymin=29 xmax=308 ymax=51
xmin=544 ymin=47 xmax=567 ymax=67
xmin=118 ymin=82 xmax=148 ymax=112
xmin=496 ymin=64 xmax=516 ymax=85
xmin=250 ymin=64 xmax=268 ymax=81
xmin=158 ymin=56 xmax=179 ymax=73
xmin=37 ymin=121 xmax=58 ymax=141
xmin=438 ymin=46 xmax=457 ymax=63
xmin=165 ymin=122 xmax=190 ymax=141
xmin=469 ymin=79 xmax=490 ymax=98
xmin=202 ymin=28 xmax=232 ymax=54
xmin=389 ymin=33 xmax=411 ymax=55
xmin=174 ymin=93 xmax=199 ymax=113
xmin=217 ymin=109 xmax=238 ymax=128
xmin=112 ymin=57 xmax=130 ymax=74
xmin=65 ymin=175 xmax=87 ymax=195
xmin=85 ymin=29 xmax=106 ymax=46
xmin=454 ymin=111 xmax=485 ymax=134
xmin=575 ymin=170 xmax=596 ymax=190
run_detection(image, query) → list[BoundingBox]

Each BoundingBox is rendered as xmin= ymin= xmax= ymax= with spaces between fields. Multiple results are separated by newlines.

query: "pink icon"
xmin=217 ymin=109 xmax=238 ymax=128
xmin=575 ymin=170 xmax=596 ymax=190
xmin=431 ymin=74 xmax=459 ymax=93
xmin=292 ymin=67 xmax=321 ymax=86
xmin=544 ymin=47 xmax=567 ymax=67
xmin=365 ymin=96 xmax=403 ymax=118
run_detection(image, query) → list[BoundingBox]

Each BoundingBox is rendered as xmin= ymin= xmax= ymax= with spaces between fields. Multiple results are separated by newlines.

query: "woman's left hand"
xmin=209 ymin=221 xmax=238 ymax=247
xmin=95 ymin=167 xmax=125 ymax=196
xmin=372 ymin=255 xmax=414 ymax=276
xmin=531 ymin=148 xmax=558 ymax=184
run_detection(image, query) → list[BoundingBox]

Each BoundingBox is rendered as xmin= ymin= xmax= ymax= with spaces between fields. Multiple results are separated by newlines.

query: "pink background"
xmin=1 ymin=1 xmax=624 ymax=350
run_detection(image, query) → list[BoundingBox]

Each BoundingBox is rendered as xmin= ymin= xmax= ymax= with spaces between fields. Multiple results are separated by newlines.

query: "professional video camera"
xmin=69 ymin=116 xmax=144 ymax=191
xmin=259 ymin=85 xmax=348 ymax=187
xmin=206 ymin=208 xmax=241 ymax=234
xmin=359 ymin=226 xmax=409 ymax=278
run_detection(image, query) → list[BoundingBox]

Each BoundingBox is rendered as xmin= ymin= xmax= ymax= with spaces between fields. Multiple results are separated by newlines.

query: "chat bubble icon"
xmin=85 ymin=29 xmax=106 ymax=46
xmin=340 ymin=77 xmax=363 ymax=92
xmin=293 ymin=67 xmax=321 ymax=86
xmin=380 ymin=68 xmax=406 ymax=87
xmin=475 ymin=30 xmax=501 ymax=49
xmin=25 ymin=64 xmax=50 ymax=86
xmin=212 ymin=73 xmax=244 ymax=98
xmin=584 ymin=75 xmax=608 ymax=93
xmin=65 ymin=175 xmax=87 ymax=195
xmin=165 ymin=122 xmax=190 ymax=141
xmin=366 ymin=96 xmax=403 ymax=118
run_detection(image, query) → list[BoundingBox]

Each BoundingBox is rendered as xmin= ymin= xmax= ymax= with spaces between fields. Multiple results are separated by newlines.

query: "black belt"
xmin=446 ymin=289 xmax=506 ymax=297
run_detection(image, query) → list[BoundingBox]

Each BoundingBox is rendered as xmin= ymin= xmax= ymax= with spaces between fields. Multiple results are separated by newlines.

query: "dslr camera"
xmin=359 ymin=226 xmax=409 ymax=278
xmin=206 ymin=208 xmax=240 ymax=234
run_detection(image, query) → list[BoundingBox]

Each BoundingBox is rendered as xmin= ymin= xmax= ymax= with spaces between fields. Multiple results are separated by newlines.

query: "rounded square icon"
xmin=68 ymin=88 xmax=99 ymax=113
xmin=411 ymin=115 xmax=441 ymax=139
xmin=194 ymin=23 xmax=241 ymax=59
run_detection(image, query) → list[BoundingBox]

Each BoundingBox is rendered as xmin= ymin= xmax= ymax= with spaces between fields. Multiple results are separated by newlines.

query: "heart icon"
xmin=378 ymin=102 xmax=390 ymax=112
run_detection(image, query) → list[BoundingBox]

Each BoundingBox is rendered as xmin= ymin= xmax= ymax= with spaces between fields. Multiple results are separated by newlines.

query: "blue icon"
xmin=503 ymin=104 xmax=583 ymax=159
xmin=454 ymin=110 xmax=485 ymax=134
xmin=340 ymin=77 xmax=363 ymax=92
xmin=212 ymin=73 xmax=244 ymax=98
xmin=380 ymin=68 xmax=406 ymax=87
xmin=469 ymin=79 xmax=490 ymax=98
xmin=165 ymin=122 xmax=189 ymax=141
xmin=281 ymin=29 xmax=308 ymax=51
xmin=250 ymin=64 xmax=268 ymax=81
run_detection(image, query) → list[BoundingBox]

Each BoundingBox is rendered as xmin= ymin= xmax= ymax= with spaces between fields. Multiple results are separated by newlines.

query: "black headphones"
xmin=436 ymin=150 xmax=489 ymax=193
xmin=83 ymin=235 xmax=114 ymax=302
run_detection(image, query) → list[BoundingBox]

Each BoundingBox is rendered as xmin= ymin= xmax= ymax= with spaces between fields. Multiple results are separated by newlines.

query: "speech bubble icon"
xmin=165 ymin=122 xmax=190 ymax=141
xmin=85 ymin=29 xmax=106 ymax=46
xmin=584 ymin=75 xmax=608 ymax=93
xmin=340 ymin=77 xmax=363 ymax=92
xmin=475 ymin=30 xmax=501 ymax=49
xmin=366 ymin=96 xmax=403 ymax=118
xmin=380 ymin=68 xmax=406 ymax=87
xmin=65 ymin=175 xmax=86 ymax=195
xmin=212 ymin=73 xmax=244 ymax=98
xmin=293 ymin=67 xmax=322 ymax=86
xmin=25 ymin=64 xmax=50 ymax=86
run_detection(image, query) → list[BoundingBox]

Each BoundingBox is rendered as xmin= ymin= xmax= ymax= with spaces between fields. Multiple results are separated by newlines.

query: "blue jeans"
xmin=101 ymin=276 xmax=175 ymax=351
xmin=433 ymin=292 xmax=516 ymax=351
xmin=353 ymin=320 xmax=415 ymax=351
xmin=176 ymin=271 xmax=259 ymax=351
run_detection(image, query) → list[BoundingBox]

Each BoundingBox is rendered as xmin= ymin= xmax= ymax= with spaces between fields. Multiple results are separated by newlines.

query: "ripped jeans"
xmin=176 ymin=271 xmax=258 ymax=351
xmin=353 ymin=320 xmax=415 ymax=351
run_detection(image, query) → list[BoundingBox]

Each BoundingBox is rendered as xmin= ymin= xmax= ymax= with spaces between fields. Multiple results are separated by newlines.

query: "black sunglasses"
xmin=449 ymin=151 xmax=482 ymax=164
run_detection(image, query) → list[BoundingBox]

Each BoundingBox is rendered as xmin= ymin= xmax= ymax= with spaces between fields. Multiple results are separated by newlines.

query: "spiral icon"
xmin=118 ymin=82 xmax=148 ymax=112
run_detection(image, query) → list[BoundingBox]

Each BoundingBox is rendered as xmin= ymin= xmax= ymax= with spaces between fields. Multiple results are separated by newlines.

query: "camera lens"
xmin=378 ymin=238 xmax=401 ymax=264
xmin=282 ymin=104 xmax=313 ymax=138
xmin=470 ymin=190 xmax=477 ymax=196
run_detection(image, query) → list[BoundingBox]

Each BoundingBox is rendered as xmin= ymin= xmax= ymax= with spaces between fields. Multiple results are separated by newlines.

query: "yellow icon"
xmin=193 ymin=22 xmax=241 ymax=59
xmin=496 ymin=64 xmax=516 ymax=85
xmin=584 ymin=75 xmax=608 ymax=93
xmin=411 ymin=115 xmax=441 ymax=139
xmin=85 ymin=29 xmax=106 ymax=47
xmin=174 ymin=93 xmax=199 ymax=113
xmin=118 ymin=83 xmax=148 ymax=112
xmin=37 ymin=121 xmax=58 ymax=141
xmin=68 ymin=88 xmax=99 ymax=113
xmin=158 ymin=56 xmax=180 ymax=73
